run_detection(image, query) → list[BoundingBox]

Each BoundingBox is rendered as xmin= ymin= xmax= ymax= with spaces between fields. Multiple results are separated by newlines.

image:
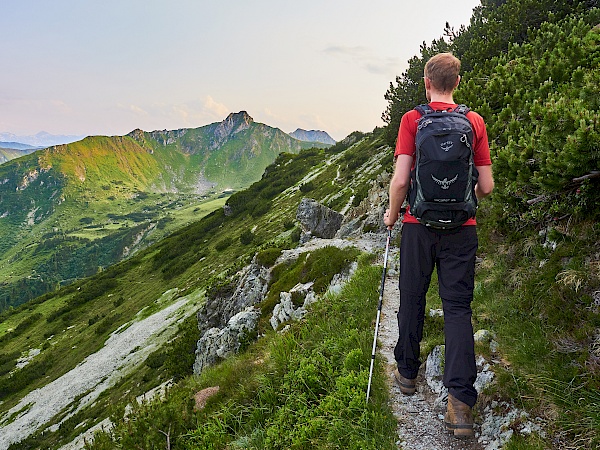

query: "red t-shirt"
xmin=395 ymin=102 xmax=492 ymax=226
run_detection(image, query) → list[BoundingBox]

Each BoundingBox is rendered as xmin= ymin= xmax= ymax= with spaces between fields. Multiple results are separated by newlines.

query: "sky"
xmin=0 ymin=0 xmax=481 ymax=141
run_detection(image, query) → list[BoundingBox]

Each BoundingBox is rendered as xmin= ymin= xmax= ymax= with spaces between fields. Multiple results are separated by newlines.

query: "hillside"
xmin=0 ymin=129 xmax=388 ymax=449
xmin=0 ymin=2 xmax=599 ymax=449
xmin=0 ymin=147 xmax=36 ymax=164
xmin=0 ymin=111 xmax=324 ymax=311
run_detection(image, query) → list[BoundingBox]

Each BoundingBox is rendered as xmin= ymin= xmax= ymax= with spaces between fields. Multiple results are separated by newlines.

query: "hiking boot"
xmin=393 ymin=369 xmax=416 ymax=395
xmin=444 ymin=393 xmax=474 ymax=437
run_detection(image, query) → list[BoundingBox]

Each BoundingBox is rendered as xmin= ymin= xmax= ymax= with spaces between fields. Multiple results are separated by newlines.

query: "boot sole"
xmin=444 ymin=420 xmax=474 ymax=437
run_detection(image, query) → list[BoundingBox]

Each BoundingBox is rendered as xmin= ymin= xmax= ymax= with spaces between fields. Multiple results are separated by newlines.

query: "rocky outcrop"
xmin=211 ymin=111 xmax=254 ymax=149
xmin=337 ymin=171 xmax=391 ymax=238
xmin=194 ymin=257 xmax=271 ymax=374
xmin=149 ymin=128 xmax=188 ymax=146
xmin=196 ymin=259 xmax=270 ymax=335
xmin=269 ymin=261 xmax=358 ymax=330
xmin=270 ymin=282 xmax=317 ymax=330
xmin=193 ymin=307 xmax=261 ymax=375
xmin=296 ymin=198 xmax=344 ymax=239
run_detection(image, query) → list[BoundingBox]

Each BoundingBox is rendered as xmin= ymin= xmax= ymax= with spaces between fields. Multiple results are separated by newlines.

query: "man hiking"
xmin=383 ymin=52 xmax=494 ymax=437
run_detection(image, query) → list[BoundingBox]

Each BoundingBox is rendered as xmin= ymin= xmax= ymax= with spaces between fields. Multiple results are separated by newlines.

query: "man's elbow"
xmin=476 ymin=180 xmax=494 ymax=198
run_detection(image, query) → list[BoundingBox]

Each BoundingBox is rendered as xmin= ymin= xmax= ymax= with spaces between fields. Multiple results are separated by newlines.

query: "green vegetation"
xmin=87 ymin=258 xmax=397 ymax=450
xmin=1 ymin=2 xmax=599 ymax=448
xmin=0 ymin=121 xmax=390 ymax=449
xmin=0 ymin=115 xmax=323 ymax=312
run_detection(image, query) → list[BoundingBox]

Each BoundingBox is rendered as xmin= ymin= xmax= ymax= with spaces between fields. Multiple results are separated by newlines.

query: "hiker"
xmin=383 ymin=52 xmax=494 ymax=437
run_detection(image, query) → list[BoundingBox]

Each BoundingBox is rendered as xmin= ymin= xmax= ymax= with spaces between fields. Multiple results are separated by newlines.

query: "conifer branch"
xmin=572 ymin=171 xmax=600 ymax=183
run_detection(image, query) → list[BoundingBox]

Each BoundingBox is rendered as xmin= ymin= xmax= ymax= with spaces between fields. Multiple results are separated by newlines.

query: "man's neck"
xmin=429 ymin=92 xmax=455 ymax=104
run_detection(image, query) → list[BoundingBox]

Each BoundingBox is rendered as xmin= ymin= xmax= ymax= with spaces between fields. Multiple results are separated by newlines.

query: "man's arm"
xmin=384 ymin=154 xmax=413 ymax=229
xmin=475 ymin=165 xmax=494 ymax=199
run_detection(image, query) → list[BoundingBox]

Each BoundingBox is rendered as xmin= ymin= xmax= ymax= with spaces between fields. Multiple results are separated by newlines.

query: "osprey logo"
xmin=440 ymin=140 xmax=454 ymax=152
xmin=432 ymin=174 xmax=458 ymax=190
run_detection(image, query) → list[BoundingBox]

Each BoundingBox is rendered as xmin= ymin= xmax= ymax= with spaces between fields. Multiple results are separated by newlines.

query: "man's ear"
xmin=455 ymin=75 xmax=461 ymax=88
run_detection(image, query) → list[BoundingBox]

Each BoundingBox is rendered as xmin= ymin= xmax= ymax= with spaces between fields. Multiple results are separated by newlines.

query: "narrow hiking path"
xmin=376 ymin=247 xmax=484 ymax=450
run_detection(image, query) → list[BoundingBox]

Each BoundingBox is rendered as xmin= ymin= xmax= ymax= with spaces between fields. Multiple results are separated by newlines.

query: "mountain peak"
xmin=221 ymin=111 xmax=253 ymax=133
xmin=212 ymin=111 xmax=254 ymax=147
xmin=289 ymin=128 xmax=336 ymax=145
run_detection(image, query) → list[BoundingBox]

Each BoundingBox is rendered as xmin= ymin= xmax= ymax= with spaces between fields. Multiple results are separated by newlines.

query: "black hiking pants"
xmin=394 ymin=223 xmax=478 ymax=407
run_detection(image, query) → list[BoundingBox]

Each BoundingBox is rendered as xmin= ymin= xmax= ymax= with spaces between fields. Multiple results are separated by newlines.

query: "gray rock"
xmin=426 ymin=343 xmax=495 ymax=397
xmin=474 ymin=329 xmax=494 ymax=344
xmin=425 ymin=345 xmax=446 ymax=395
xmin=269 ymin=281 xmax=327 ymax=330
xmin=270 ymin=292 xmax=306 ymax=330
xmin=193 ymin=307 xmax=261 ymax=375
xmin=197 ymin=260 xmax=270 ymax=334
xmin=336 ymin=217 xmax=363 ymax=239
xmin=296 ymin=198 xmax=343 ymax=239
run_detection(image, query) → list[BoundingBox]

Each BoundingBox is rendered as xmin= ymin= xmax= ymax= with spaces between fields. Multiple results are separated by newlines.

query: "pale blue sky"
xmin=1 ymin=0 xmax=480 ymax=141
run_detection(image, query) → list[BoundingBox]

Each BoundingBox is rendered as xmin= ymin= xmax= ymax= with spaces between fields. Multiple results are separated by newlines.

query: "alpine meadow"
xmin=0 ymin=1 xmax=599 ymax=449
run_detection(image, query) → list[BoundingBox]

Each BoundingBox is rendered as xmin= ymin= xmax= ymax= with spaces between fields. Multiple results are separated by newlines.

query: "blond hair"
xmin=424 ymin=53 xmax=461 ymax=93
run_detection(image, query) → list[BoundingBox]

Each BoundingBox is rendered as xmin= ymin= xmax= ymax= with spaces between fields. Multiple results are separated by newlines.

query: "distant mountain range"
xmin=0 ymin=146 xmax=38 ymax=164
xmin=0 ymin=131 xmax=85 ymax=148
xmin=0 ymin=111 xmax=331 ymax=310
xmin=290 ymin=128 xmax=336 ymax=145
xmin=0 ymin=141 xmax=43 ymax=151
xmin=0 ymin=127 xmax=335 ymax=165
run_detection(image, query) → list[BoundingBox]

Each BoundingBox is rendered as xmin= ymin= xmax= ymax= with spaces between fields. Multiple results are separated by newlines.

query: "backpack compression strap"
xmin=414 ymin=104 xmax=470 ymax=115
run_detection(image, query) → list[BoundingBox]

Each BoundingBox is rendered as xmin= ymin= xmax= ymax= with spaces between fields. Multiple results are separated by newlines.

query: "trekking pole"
xmin=366 ymin=228 xmax=392 ymax=402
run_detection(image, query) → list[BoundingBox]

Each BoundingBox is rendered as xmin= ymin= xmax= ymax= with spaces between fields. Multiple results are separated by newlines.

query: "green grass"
xmin=86 ymin=256 xmax=398 ymax=450
xmin=2 ymin=125 xmax=599 ymax=449
xmin=470 ymin=215 xmax=600 ymax=447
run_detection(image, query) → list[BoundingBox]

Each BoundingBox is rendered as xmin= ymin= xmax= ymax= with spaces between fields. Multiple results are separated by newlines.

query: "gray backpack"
xmin=408 ymin=104 xmax=478 ymax=229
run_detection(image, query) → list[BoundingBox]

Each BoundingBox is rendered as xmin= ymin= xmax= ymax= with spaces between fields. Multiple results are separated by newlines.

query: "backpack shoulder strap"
xmin=453 ymin=104 xmax=471 ymax=115
xmin=414 ymin=104 xmax=434 ymax=116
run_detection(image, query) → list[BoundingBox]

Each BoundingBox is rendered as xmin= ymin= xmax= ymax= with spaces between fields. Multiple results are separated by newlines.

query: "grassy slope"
xmin=0 ymin=132 xmax=393 ymax=449
xmin=0 ymin=121 xmax=598 ymax=448
xmin=0 ymin=121 xmax=320 ymax=311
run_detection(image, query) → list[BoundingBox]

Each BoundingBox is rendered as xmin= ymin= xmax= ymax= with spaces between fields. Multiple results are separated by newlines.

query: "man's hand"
xmin=384 ymin=208 xmax=398 ymax=230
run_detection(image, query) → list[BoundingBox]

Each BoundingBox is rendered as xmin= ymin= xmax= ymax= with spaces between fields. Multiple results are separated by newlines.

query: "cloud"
xmin=129 ymin=104 xmax=149 ymax=116
xmin=323 ymin=45 xmax=401 ymax=76
xmin=203 ymin=96 xmax=229 ymax=118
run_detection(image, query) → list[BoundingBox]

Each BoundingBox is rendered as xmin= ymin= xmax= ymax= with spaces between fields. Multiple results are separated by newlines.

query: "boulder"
xmin=296 ymin=198 xmax=343 ymax=239
xmin=197 ymin=259 xmax=270 ymax=334
xmin=270 ymin=282 xmax=316 ymax=330
xmin=193 ymin=307 xmax=261 ymax=375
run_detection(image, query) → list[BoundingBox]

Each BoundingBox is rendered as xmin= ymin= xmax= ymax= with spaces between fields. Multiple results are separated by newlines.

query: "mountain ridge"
xmin=0 ymin=111 xmax=328 ymax=311
xmin=0 ymin=131 xmax=85 ymax=148
xmin=290 ymin=128 xmax=336 ymax=145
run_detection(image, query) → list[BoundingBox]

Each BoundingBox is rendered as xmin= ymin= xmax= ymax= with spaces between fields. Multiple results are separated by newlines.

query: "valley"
xmin=0 ymin=112 xmax=327 ymax=311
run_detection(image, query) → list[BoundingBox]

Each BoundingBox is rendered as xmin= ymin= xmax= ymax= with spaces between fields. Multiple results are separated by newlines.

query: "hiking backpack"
xmin=408 ymin=104 xmax=479 ymax=229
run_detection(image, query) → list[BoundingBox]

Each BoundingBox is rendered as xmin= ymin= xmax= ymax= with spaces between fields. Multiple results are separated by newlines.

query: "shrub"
xmin=240 ymin=230 xmax=255 ymax=245
xmin=145 ymin=351 xmax=168 ymax=369
xmin=255 ymin=248 xmax=282 ymax=267
xmin=290 ymin=227 xmax=301 ymax=243
xmin=215 ymin=239 xmax=232 ymax=251
xmin=299 ymin=182 xmax=314 ymax=193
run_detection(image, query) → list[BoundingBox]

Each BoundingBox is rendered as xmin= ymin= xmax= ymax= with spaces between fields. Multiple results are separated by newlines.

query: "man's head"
xmin=424 ymin=52 xmax=461 ymax=96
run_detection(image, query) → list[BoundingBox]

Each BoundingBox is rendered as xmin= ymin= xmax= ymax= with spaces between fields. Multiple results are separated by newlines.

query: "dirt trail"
xmin=376 ymin=248 xmax=483 ymax=450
